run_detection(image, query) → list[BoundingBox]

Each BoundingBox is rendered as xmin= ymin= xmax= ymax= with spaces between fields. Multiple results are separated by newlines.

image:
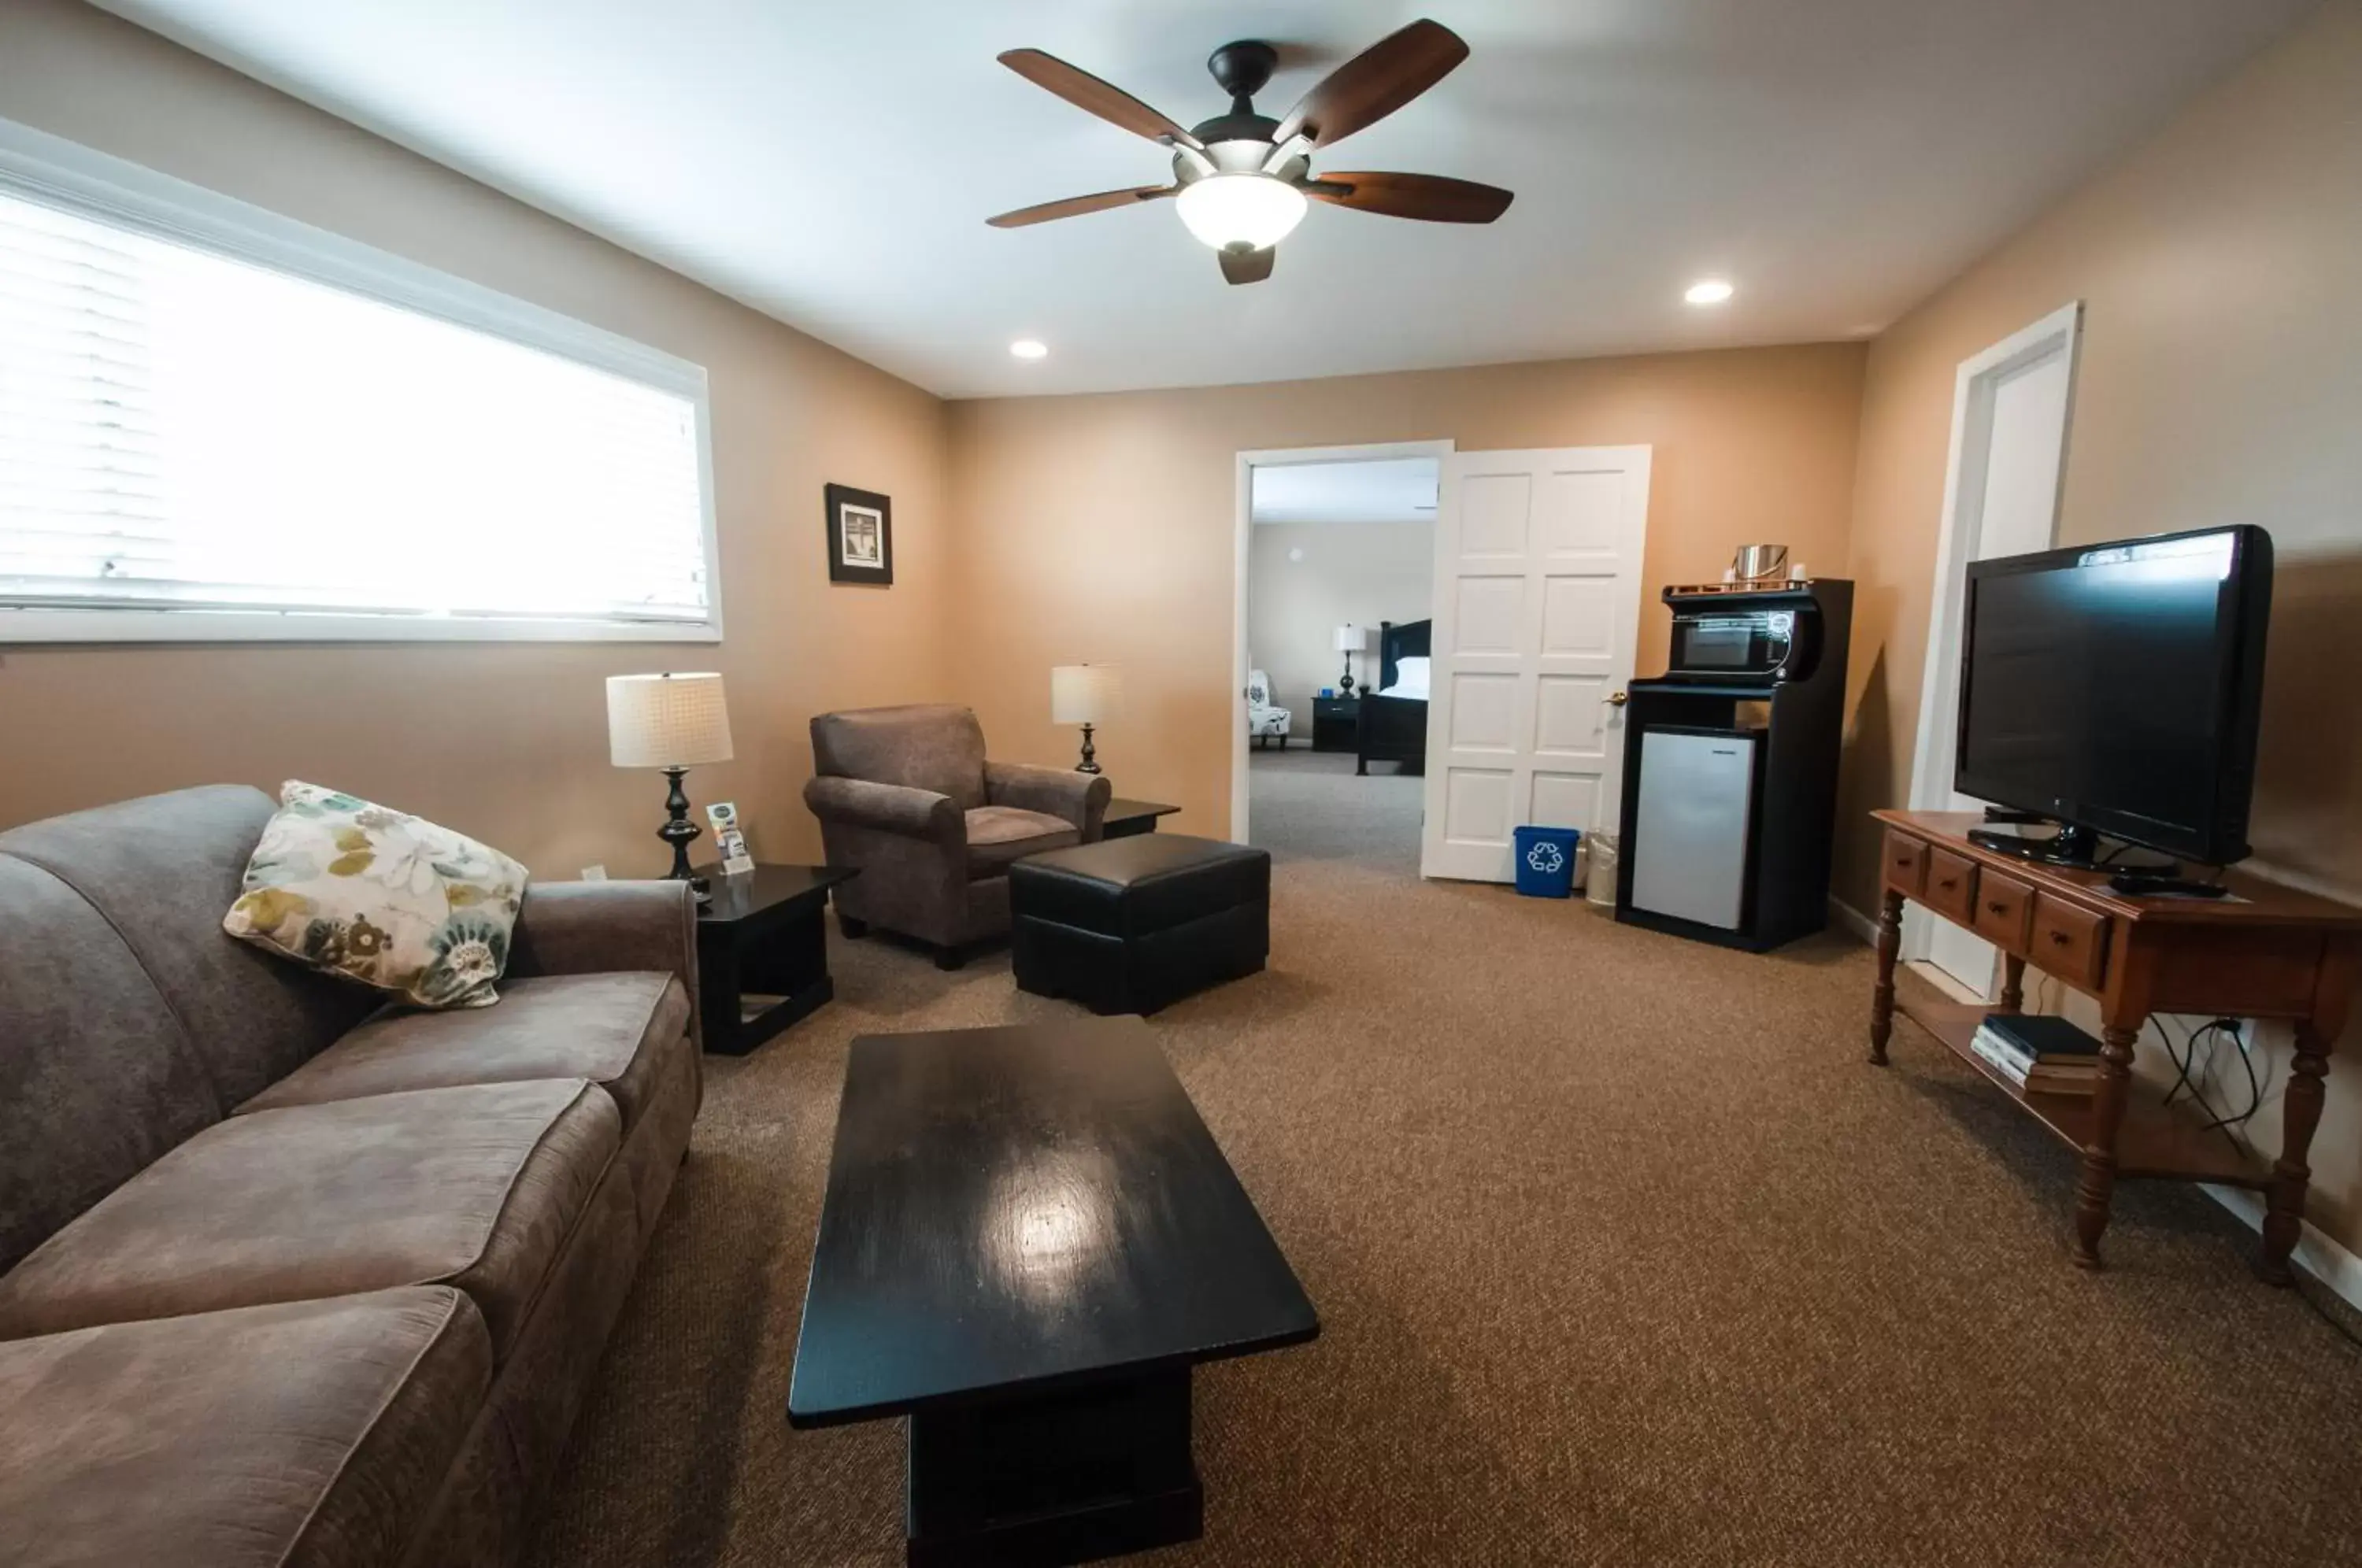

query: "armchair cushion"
xmin=804 ymin=775 xmax=961 ymax=844
xmin=964 ymin=807 xmax=1080 ymax=876
xmin=985 ymin=760 xmax=1113 ymax=837
xmin=809 ymin=704 xmax=988 ymax=810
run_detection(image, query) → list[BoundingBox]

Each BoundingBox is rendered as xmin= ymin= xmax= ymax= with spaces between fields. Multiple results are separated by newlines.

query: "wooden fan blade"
xmin=987 ymin=185 xmax=1177 ymax=228
xmin=998 ymin=49 xmax=1201 ymax=148
xmin=1220 ymin=246 xmax=1275 ymax=286
xmin=1272 ymin=19 xmax=1468 ymax=150
xmin=1307 ymin=172 xmax=1513 ymax=224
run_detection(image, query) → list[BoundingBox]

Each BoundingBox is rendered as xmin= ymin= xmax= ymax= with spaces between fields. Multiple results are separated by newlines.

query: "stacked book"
xmin=1969 ymin=1013 xmax=2103 ymax=1096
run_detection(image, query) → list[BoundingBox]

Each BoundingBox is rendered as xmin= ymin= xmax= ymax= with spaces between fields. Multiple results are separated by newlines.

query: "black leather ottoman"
xmin=1010 ymin=834 xmax=1270 ymax=1015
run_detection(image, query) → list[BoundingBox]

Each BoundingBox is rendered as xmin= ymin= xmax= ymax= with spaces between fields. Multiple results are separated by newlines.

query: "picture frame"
xmin=824 ymin=483 xmax=894 ymax=586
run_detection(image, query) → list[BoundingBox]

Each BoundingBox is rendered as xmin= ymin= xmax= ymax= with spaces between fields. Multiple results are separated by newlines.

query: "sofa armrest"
xmin=804 ymin=775 xmax=963 ymax=845
xmin=986 ymin=760 xmax=1113 ymax=838
xmin=508 ymin=878 xmax=702 ymax=1051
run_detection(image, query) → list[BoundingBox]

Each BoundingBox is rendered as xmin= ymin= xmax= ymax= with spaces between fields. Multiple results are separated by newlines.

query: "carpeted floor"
xmin=524 ymin=751 xmax=2362 ymax=1567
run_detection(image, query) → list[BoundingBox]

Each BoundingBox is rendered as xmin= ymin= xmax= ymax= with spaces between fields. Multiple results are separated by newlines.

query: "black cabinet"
xmin=1312 ymin=697 xmax=1361 ymax=753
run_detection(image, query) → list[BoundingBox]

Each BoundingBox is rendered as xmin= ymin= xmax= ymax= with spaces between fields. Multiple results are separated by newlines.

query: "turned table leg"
xmin=1998 ymin=955 xmax=2025 ymax=1014
xmin=1869 ymin=889 xmax=1904 ymax=1065
xmin=2072 ymin=1021 xmax=2140 ymax=1269
xmin=2263 ymin=937 xmax=2355 ymax=1285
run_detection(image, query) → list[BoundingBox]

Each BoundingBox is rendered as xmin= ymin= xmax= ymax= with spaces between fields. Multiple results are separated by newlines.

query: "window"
xmin=0 ymin=121 xmax=719 ymax=642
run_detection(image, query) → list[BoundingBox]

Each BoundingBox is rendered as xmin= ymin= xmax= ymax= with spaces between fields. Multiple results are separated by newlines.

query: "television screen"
xmin=1955 ymin=525 xmax=2271 ymax=865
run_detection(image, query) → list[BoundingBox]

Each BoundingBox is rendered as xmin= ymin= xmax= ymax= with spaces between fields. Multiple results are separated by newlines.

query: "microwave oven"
xmin=1665 ymin=607 xmax=1818 ymax=684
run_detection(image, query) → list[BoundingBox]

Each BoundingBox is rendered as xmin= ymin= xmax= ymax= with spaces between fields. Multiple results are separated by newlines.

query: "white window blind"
xmin=0 ymin=171 xmax=716 ymax=640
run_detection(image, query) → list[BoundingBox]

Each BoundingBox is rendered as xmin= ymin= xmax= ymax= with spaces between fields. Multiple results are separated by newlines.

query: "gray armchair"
xmin=805 ymin=704 xmax=1111 ymax=967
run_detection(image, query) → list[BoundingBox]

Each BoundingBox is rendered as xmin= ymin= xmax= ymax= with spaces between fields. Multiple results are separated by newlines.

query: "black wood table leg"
xmin=904 ymin=1367 xmax=1202 ymax=1568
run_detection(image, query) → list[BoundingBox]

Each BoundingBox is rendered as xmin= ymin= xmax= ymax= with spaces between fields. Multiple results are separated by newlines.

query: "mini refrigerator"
xmin=1627 ymin=727 xmax=1760 ymax=930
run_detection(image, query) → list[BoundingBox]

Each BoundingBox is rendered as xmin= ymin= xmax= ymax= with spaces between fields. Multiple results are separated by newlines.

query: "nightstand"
xmin=1312 ymin=697 xmax=1361 ymax=753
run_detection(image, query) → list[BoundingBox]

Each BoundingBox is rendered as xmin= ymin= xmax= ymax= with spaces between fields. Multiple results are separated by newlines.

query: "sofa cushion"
xmin=0 ymin=786 xmax=377 ymax=1108
xmin=223 ymin=780 xmax=531 ymax=1010
xmin=0 ymin=1288 xmax=490 ymax=1568
xmin=811 ymin=703 xmax=990 ymax=811
xmin=0 ymin=855 xmax=223 ymax=1276
xmin=237 ymin=971 xmax=690 ymax=1130
xmin=964 ymin=804 xmax=1080 ymax=876
xmin=0 ymin=1078 xmax=618 ymax=1356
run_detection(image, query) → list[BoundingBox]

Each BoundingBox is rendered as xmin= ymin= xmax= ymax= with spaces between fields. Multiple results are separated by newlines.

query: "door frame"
xmin=1901 ymin=299 xmax=2082 ymax=970
xmin=1231 ymin=438 xmax=1455 ymax=844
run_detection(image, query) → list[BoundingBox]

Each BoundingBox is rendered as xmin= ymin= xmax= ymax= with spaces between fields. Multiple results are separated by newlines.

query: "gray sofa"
xmin=0 ymin=786 xmax=701 ymax=1568
xmin=805 ymin=704 xmax=1111 ymax=967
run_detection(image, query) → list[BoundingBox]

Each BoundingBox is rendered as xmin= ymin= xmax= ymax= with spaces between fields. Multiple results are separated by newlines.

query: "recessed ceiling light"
xmin=1009 ymin=338 xmax=1049 ymax=360
xmin=1685 ymin=279 xmax=1735 ymax=306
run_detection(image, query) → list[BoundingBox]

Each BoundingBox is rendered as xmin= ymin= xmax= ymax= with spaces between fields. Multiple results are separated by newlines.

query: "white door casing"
xmin=1421 ymin=446 xmax=1652 ymax=882
xmin=1231 ymin=439 xmax=1455 ymax=845
xmin=1905 ymin=301 xmax=2083 ymax=995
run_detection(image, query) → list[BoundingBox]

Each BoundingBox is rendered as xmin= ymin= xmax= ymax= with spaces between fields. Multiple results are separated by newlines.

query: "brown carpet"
xmin=524 ymin=766 xmax=2362 ymax=1567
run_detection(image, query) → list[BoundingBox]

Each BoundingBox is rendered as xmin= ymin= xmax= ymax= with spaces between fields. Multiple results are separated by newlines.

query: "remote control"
xmin=2108 ymin=874 xmax=2229 ymax=899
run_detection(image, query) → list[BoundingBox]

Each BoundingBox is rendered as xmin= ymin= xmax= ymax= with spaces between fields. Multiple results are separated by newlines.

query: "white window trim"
xmin=0 ymin=115 xmax=724 ymax=644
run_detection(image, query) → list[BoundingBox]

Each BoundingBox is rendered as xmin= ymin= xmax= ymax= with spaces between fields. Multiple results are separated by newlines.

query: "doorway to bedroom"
xmin=1235 ymin=442 xmax=1445 ymax=870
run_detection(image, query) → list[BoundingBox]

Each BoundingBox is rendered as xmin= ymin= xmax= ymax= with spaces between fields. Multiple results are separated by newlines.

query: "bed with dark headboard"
xmin=1357 ymin=618 xmax=1431 ymax=775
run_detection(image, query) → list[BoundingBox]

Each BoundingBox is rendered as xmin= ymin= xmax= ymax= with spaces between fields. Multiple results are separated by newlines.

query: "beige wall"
xmin=947 ymin=343 xmax=1866 ymax=836
xmin=1248 ymin=521 xmax=1434 ymax=718
xmin=1839 ymin=1 xmax=2362 ymax=1250
xmin=0 ymin=0 xmax=952 ymax=877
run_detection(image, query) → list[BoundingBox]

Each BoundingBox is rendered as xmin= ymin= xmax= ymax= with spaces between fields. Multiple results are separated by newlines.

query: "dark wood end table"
xmin=693 ymin=864 xmax=857 ymax=1056
xmin=1101 ymin=798 xmax=1179 ymax=839
xmin=1312 ymin=696 xmax=1361 ymax=753
xmin=788 ymin=1018 xmax=1316 ymax=1566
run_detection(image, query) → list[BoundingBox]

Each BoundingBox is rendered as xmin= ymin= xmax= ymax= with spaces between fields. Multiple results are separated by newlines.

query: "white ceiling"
xmin=1253 ymin=459 xmax=1439 ymax=524
xmin=93 ymin=1 xmax=2312 ymax=399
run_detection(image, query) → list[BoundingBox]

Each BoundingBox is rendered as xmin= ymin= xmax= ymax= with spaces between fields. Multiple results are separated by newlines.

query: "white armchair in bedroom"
xmin=1246 ymin=668 xmax=1292 ymax=749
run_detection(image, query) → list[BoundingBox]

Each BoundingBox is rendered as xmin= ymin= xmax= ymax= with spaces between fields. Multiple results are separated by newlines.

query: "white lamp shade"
xmin=1175 ymin=174 xmax=1309 ymax=252
xmin=1051 ymin=664 xmax=1122 ymax=726
xmin=1334 ymin=624 xmax=1368 ymax=653
xmin=606 ymin=672 xmax=734 ymax=768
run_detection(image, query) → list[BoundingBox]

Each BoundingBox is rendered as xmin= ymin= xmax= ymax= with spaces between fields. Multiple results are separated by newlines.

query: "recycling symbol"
xmin=1525 ymin=840 xmax=1566 ymax=875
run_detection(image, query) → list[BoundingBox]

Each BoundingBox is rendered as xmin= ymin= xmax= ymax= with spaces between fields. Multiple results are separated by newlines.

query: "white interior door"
xmin=1906 ymin=302 xmax=2082 ymax=995
xmin=1420 ymin=446 xmax=1651 ymax=882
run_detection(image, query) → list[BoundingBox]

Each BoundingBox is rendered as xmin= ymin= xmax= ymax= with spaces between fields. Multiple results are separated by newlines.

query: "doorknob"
xmin=1607 ymin=690 xmax=1628 ymax=708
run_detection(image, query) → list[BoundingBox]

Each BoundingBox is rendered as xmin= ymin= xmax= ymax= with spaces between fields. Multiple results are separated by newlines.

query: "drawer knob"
xmin=1987 ymin=900 xmax=2008 ymax=914
xmin=2048 ymin=930 xmax=2070 ymax=946
xmin=1938 ymin=877 xmax=1957 ymax=889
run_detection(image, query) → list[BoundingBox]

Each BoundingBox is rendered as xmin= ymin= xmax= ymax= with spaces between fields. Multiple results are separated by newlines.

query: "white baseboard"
xmin=1828 ymin=896 xmax=1876 ymax=945
xmin=2201 ymin=1185 xmax=2362 ymax=1315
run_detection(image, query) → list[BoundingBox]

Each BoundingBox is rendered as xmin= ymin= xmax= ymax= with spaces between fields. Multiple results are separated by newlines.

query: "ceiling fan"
xmin=987 ymin=18 xmax=1512 ymax=285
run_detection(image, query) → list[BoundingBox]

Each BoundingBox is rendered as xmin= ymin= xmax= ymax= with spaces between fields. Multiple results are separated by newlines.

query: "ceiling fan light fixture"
xmin=1175 ymin=173 xmax=1307 ymax=253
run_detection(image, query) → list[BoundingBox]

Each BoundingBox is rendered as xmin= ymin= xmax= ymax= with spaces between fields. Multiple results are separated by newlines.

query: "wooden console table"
xmin=1868 ymin=809 xmax=2360 ymax=1281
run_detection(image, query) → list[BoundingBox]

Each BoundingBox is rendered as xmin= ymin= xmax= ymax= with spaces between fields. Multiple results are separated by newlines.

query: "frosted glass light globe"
xmin=1175 ymin=174 xmax=1309 ymax=252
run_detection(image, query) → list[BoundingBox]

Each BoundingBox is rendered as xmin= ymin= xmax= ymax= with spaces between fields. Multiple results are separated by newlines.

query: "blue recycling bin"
xmin=1512 ymin=825 xmax=1582 ymax=898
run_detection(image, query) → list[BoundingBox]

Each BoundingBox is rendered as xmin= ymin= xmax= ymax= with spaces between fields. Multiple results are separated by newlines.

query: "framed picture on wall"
xmin=825 ymin=483 xmax=894 ymax=586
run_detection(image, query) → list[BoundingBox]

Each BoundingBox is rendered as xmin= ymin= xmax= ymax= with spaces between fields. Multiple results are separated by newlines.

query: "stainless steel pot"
xmin=1731 ymin=544 xmax=1790 ymax=582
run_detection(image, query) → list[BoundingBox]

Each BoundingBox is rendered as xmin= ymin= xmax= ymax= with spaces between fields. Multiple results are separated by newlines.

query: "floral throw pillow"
xmin=223 ymin=781 xmax=530 ymax=1009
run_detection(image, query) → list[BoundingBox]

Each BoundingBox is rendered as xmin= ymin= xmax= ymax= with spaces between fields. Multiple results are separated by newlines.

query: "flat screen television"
xmin=1954 ymin=523 xmax=2272 ymax=867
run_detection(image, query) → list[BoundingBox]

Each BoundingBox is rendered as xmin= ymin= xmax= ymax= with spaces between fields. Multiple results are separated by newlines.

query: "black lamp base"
xmin=1075 ymin=723 xmax=1101 ymax=775
xmin=657 ymin=767 xmax=711 ymax=901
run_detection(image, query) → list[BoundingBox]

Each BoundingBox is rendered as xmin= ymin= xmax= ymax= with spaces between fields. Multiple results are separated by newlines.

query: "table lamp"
xmin=606 ymin=672 xmax=734 ymax=899
xmin=1050 ymin=664 xmax=1121 ymax=775
xmin=1335 ymin=624 xmax=1368 ymax=697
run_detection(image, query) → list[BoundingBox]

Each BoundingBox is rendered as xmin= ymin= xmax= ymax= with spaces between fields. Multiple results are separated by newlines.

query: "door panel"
xmin=1422 ymin=446 xmax=1651 ymax=882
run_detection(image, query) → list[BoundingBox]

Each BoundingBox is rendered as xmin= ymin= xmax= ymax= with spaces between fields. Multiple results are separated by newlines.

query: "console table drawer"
xmin=2031 ymin=895 xmax=2110 ymax=989
xmin=1923 ymin=849 xmax=1977 ymax=924
xmin=1883 ymin=831 xmax=1927 ymax=897
xmin=1971 ymin=870 xmax=2035 ymax=951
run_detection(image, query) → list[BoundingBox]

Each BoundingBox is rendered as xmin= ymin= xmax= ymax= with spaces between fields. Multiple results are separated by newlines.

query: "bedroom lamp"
xmin=1335 ymin=624 xmax=1369 ymax=697
xmin=1051 ymin=664 xmax=1121 ymax=775
xmin=606 ymin=672 xmax=734 ymax=900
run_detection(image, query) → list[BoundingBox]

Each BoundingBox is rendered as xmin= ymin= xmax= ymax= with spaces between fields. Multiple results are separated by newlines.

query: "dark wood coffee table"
xmin=787 ymin=1018 xmax=1316 ymax=1567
